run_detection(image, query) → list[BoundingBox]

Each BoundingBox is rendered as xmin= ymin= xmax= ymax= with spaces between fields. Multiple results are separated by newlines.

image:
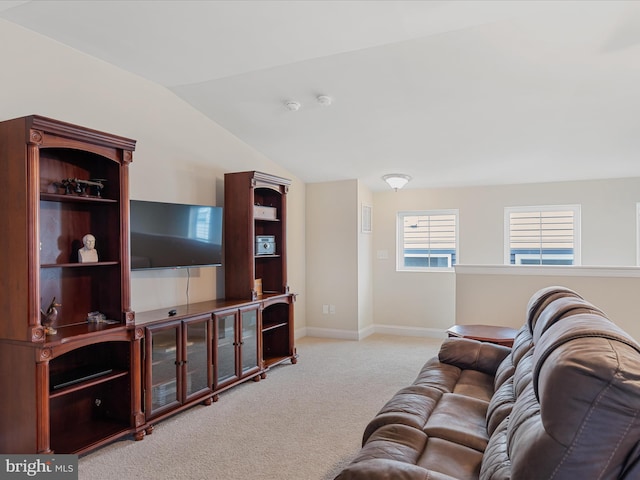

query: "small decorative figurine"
xmin=41 ymin=297 xmax=61 ymax=335
xmin=53 ymin=178 xmax=105 ymax=197
xmin=78 ymin=233 xmax=98 ymax=263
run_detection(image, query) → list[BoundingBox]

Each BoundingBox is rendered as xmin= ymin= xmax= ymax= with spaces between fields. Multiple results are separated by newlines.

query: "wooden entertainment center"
xmin=0 ymin=115 xmax=297 ymax=454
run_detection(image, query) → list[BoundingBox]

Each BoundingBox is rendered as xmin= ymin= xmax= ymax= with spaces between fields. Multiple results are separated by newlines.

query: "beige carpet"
xmin=79 ymin=334 xmax=442 ymax=480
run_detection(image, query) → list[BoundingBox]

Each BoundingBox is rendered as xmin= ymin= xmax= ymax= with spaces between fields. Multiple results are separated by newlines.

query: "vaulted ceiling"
xmin=2 ymin=1 xmax=639 ymax=190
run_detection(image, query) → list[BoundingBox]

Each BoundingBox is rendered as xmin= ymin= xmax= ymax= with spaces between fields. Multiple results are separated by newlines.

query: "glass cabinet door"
xmin=147 ymin=323 xmax=181 ymax=415
xmin=215 ymin=311 xmax=238 ymax=387
xmin=184 ymin=315 xmax=211 ymax=400
xmin=240 ymin=306 xmax=259 ymax=375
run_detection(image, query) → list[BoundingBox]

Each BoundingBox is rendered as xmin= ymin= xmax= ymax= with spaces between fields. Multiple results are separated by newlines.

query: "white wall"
xmin=357 ymin=183 xmax=374 ymax=334
xmin=305 ymin=180 xmax=359 ymax=337
xmin=455 ymin=265 xmax=640 ymax=340
xmin=372 ymin=177 xmax=640 ymax=339
xmin=372 ymin=189 xmax=457 ymax=336
xmin=0 ymin=19 xmax=306 ymax=330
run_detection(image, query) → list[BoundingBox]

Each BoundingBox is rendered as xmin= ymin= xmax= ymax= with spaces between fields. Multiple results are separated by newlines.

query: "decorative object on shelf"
xmin=40 ymin=297 xmax=61 ymax=335
xmin=256 ymin=235 xmax=275 ymax=255
xmin=78 ymin=233 xmax=99 ymax=263
xmin=253 ymin=203 xmax=277 ymax=220
xmin=87 ymin=311 xmax=105 ymax=323
xmin=86 ymin=311 xmax=118 ymax=324
xmin=54 ymin=178 xmax=105 ymax=197
xmin=382 ymin=173 xmax=411 ymax=191
xmin=254 ymin=278 xmax=263 ymax=297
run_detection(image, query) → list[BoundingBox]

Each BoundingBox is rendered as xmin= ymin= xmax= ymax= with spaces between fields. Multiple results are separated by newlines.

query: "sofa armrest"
xmin=438 ymin=338 xmax=511 ymax=376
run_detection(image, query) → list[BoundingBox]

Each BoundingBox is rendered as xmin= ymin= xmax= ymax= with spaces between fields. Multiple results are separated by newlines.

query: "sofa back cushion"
xmin=507 ymin=313 xmax=640 ymax=479
xmin=532 ymin=296 xmax=607 ymax=344
xmin=525 ymin=285 xmax=582 ymax=334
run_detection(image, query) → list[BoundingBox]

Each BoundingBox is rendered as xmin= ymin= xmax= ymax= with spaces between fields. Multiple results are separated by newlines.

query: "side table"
xmin=446 ymin=324 xmax=518 ymax=348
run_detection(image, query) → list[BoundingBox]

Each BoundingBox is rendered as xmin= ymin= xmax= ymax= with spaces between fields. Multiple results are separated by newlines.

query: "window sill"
xmin=454 ymin=264 xmax=640 ymax=278
xmin=397 ymin=268 xmax=456 ymax=273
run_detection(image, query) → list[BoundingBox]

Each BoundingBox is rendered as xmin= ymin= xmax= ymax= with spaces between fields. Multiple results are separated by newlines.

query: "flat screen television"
xmin=130 ymin=200 xmax=223 ymax=270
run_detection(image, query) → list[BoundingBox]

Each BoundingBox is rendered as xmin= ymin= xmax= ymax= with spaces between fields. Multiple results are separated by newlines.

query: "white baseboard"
xmin=373 ymin=324 xmax=447 ymax=339
xmin=304 ymin=327 xmax=360 ymax=340
xmin=303 ymin=324 xmax=447 ymax=341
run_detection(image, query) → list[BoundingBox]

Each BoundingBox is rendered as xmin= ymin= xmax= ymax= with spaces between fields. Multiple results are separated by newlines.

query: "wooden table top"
xmin=446 ymin=324 xmax=519 ymax=346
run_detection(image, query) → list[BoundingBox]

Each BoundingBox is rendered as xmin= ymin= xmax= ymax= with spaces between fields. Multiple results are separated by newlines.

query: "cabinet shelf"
xmin=262 ymin=321 xmax=288 ymax=333
xmin=51 ymin=419 xmax=130 ymax=455
xmin=50 ymin=369 xmax=128 ymax=398
xmin=263 ymin=355 xmax=290 ymax=368
xmin=151 ymin=378 xmax=178 ymax=390
xmin=41 ymin=261 xmax=119 ymax=268
xmin=40 ymin=192 xmax=118 ymax=204
xmin=43 ymin=322 xmax=126 ymax=344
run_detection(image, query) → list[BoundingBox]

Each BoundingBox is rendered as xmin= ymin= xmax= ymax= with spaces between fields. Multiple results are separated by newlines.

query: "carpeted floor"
xmin=78 ymin=334 xmax=442 ymax=480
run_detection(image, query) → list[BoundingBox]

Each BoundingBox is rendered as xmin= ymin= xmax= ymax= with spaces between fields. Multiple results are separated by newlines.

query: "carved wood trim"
xmin=29 ymin=129 xmax=44 ymax=145
xmin=29 ymin=115 xmax=136 ymax=151
xmin=125 ymin=310 xmax=135 ymax=325
xmin=31 ymin=326 xmax=45 ymax=343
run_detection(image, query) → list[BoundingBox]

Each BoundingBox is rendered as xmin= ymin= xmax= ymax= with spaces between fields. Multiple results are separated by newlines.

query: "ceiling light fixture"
xmin=285 ymin=100 xmax=301 ymax=111
xmin=317 ymin=95 xmax=332 ymax=106
xmin=382 ymin=174 xmax=411 ymax=191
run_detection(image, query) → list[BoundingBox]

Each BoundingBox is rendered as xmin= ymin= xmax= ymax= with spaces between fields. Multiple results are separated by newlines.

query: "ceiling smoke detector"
xmin=317 ymin=95 xmax=332 ymax=106
xmin=285 ymin=100 xmax=301 ymax=111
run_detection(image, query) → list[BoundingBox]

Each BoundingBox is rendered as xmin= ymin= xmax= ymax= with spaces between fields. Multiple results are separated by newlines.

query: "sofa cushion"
xmin=485 ymin=376 xmax=514 ymax=436
xmin=480 ymin=417 xmax=510 ymax=480
xmin=525 ymin=285 xmax=582 ymax=333
xmin=532 ymin=296 xmax=607 ymax=344
xmin=362 ymin=385 xmax=442 ymax=444
xmin=337 ymin=425 xmax=447 ymax=480
xmin=424 ymin=393 xmax=489 ymax=452
xmin=336 ymin=458 xmax=457 ymax=480
xmin=417 ymin=437 xmax=484 ymax=480
xmin=453 ymin=369 xmax=495 ymax=402
xmin=438 ymin=338 xmax=510 ymax=376
xmin=413 ymin=356 xmax=461 ymax=393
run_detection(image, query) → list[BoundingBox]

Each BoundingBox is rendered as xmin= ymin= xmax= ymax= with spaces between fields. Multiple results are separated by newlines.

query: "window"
xmin=505 ymin=205 xmax=580 ymax=265
xmin=397 ymin=210 xmax=458 ymax=271
xmin=191 ymin=207 xmax=212 ymax=241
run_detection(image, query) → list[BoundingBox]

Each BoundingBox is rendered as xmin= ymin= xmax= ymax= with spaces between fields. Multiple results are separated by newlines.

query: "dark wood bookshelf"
xmin=0 ymin=115 xmax=142 ymax=455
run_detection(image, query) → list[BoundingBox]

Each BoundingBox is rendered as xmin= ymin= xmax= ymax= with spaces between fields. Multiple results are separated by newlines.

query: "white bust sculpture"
xmin=78 ymin=233 xmax=99 ymax=263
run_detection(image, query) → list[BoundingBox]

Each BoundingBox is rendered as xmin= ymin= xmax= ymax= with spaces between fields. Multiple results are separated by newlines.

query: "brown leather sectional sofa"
xmin=335 ymin=286 xmax=640 ymax=479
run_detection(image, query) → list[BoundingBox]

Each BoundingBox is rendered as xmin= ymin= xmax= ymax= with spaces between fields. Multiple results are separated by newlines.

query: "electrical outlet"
xmin=322 ymin=304 xmax=329 ymax=314
xmin=329 ymin=304 xmax=336 ymax=315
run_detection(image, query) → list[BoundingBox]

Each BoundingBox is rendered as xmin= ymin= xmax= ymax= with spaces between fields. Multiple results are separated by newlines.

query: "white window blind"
xmin=505 ymin=205 xmax=580 ymax=265
xmin=397 ymin=210 xmax=458 ymax=270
